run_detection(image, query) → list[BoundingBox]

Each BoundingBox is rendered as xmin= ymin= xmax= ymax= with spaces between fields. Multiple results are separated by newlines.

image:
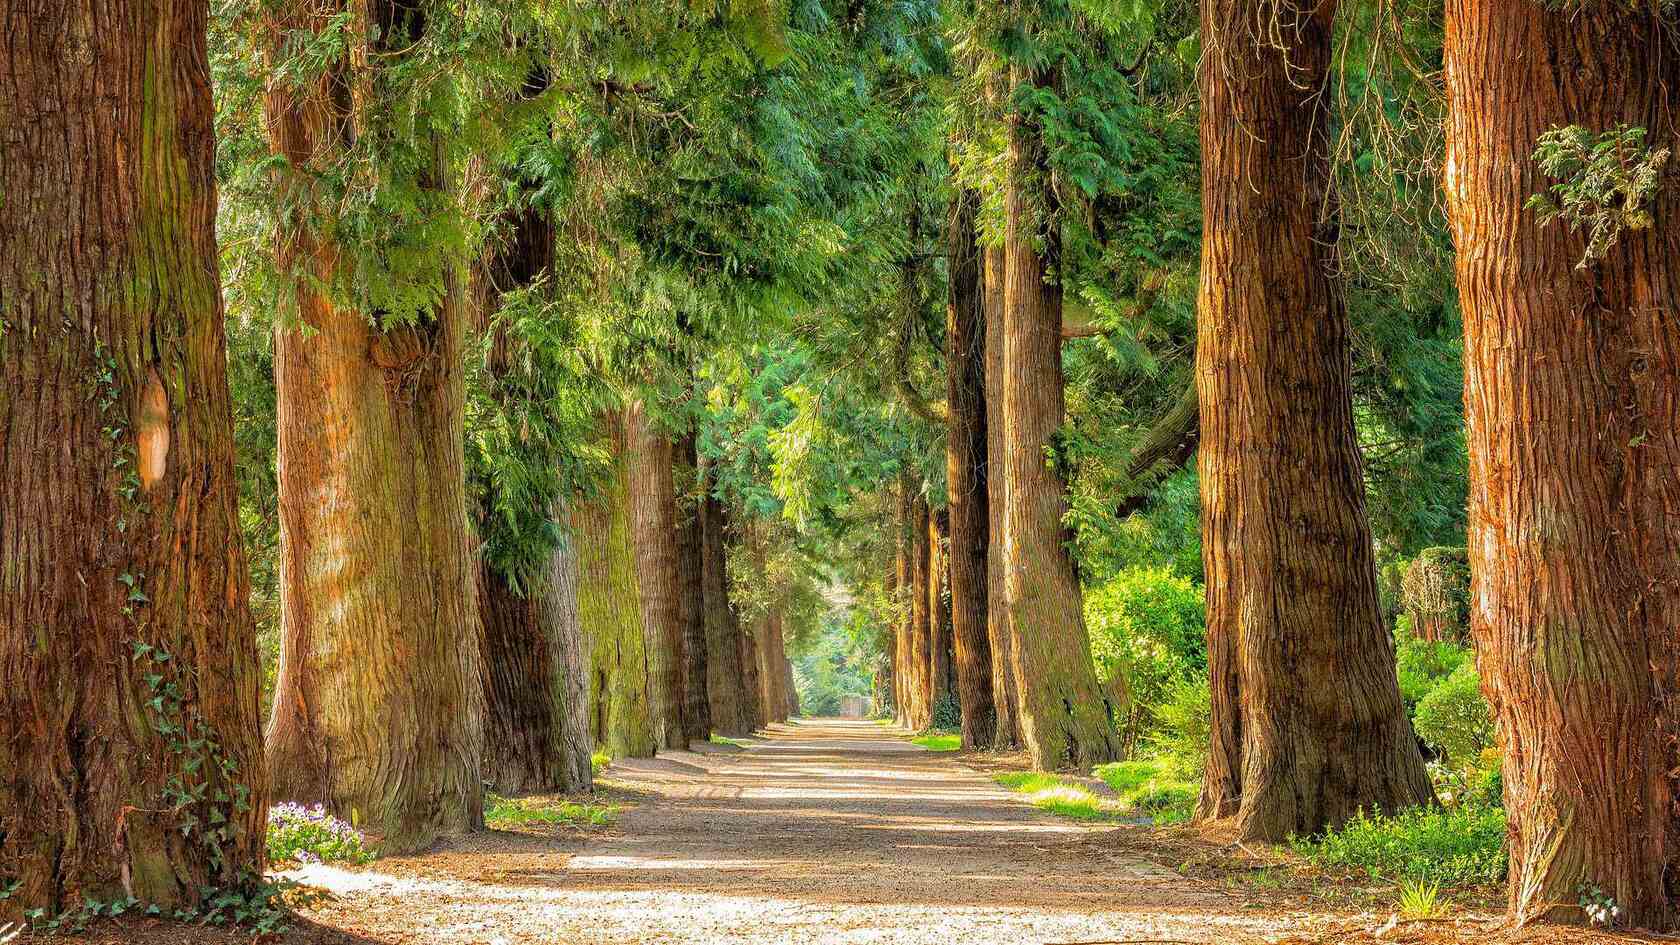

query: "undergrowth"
xmin=911 ymin=731 xmax=960 ymax=752
xmin=1094 ymin=759 xmax=1198 ymax=824
xmin=485 ymin=793 xmax=617 ymax=829
xmin=1293 ymin=804 xmax=1507 ymax=887
xmin=267 ymin=803 xmax=376 ymax=865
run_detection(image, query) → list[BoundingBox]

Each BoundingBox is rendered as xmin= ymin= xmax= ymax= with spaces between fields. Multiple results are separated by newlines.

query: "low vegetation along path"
xmin=273 ymin=718 xmax=1332 ymax=945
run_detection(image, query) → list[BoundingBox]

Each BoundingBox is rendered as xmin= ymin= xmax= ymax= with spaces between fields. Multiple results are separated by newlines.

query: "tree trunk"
xmin=928 ymin=508 xmax=955 ymax=725
xmin=1443 ymin=3 xmax=1680 ymax=927
xmin=0 ymin=0 xmax=266 ymax=910
xmin=477 ymin=531 xmax=591 ymax=793
xmin=983 ymin=245 xmax=1023 ymax=750
xmin=627 ymin=402 xmax=687 ymax=750
xmin=946 ymin=191 xmax=998 ymax=749
xmin=1195 ymin=0 xmax=1432 ymax=840
xmin=739 ymin=599 xmax=767 ymax=731
xmin=575 ymin=415 xmax=655 ymax=759
xmin=908 ymin=495 xmax=933 ymax=731
xmin=894 ymin=480 xmax=916 ymax=728
xmin=1001 ymin=63 xmax=1118 ymax=770
xmin=676 ymin=431 xmax=711 ymax=743
xmin=262 ymin=0 xmax=484 ymax=852
xmin=701 ymin=478 xmax=752 ymax=736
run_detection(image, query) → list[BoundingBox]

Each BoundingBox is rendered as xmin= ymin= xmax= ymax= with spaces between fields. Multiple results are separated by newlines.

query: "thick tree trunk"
xmin=477 ymin=533 xmax=591 ymax=793
xmin=1195 ymin=0 xmax=1432 ymax=840
xmin=739 ymin=602 xmax=767 ymax=731
xmin=627 ymin=402 xmax=687 ymax=750
xmin=908 ymin=495 xmax=933 ymax=731
xmin=262 ymin=0 xmax=484 ymax=852
xmin=675 ymin=432 xmax=712 ymax=743
xmin=1001 ymin=64 xmax=1118 ymax=770
xmin=982 ymin=246 xmax=1023 ymax=750
xmin=575 ymin=415 xmax=655 ymax=759
xmin=946 ymin=191 xmax=998 ymax=749
xmin=701 ymin=479 xmax=752 ymax=736
xmin=0 ymin=0 xmax=266 ymax=910
xmin=1443 ymin=3 xmax=1680 ymax=927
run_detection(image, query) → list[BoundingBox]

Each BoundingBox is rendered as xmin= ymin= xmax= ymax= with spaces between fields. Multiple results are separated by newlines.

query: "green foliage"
xmin=929 ymin=692 xmax=963 ymax=731
xmin=266 ymin=803 xmax=376 ymax=865
xmin=1294 ymin=804 xmax=1507 ymax=887
xmin=1414 ymin=665 xmax=1494 ymax=771
xmin=1150 ymin=675 xmax=1211 ymax=780
xmin=1084 ymin=566 xmax=1205 ymax=752
xmin=1394 ymin=628 xmax=1469 ymax=711
xmin=992 ymin=773 xmax=1115 ymax=822
xmin=1094 ymin=760 xmax=1197 ymax=825
xmin=1528 ymin=124 xmax=1670 ymax=268
xmin=1397 ymin=877 xmax=1448 ymax=920
xmin=1401 ymin=547 xmax=1471 ymax=644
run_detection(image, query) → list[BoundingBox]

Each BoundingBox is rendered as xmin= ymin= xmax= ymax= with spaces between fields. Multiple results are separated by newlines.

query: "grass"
xmin=1292 ymin=803 xmax=1507 ymax=887
xmin=993 ymin=772 xmax=1119 ymax=822
xmin=708 ymin=734 xmax=752 ymax=748
xmin=485 ymin=793 xmax=617 ymax=829
xmin=591 ymin=750 xmax=610 ymax=775
xmin=911 ymin=731 xmax=960 ymax=752
xmin=1397 ymin=876 xmax=1448 ymax=919
xmin=1093 ymin=759 xmax=1199 ymax=825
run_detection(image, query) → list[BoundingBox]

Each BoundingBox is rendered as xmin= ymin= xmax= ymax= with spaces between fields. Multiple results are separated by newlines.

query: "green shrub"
xmin=1150 ymin=675 xmax=1211 ymax=778
xmin=1395 ymin=627 xmax=1469 ymax=711
xmin=1415 ymin=664 xmax=1493 ymax=770
xmin=930 ymin=692 xmax=962 ymax=731
xmin=267 ymin=803 xmax=376 ymax=865
xmin=1094 ymin=759 xmax=1198 ymax=824
xmin=1294 ymin=804 xmax=1507 ymax=887
xmin=1084 ymin=567 xmax=1206 ymax=753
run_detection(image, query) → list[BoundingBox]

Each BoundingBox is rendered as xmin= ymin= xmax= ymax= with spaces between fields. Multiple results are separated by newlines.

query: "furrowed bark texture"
xmin=675 ymin=432 xmax=711 ymax=742
xmin=1001 ymin=64 xmax=1117 ymax=770
xmin=928 ymin=508 xmax=955 ymax=723
xmin=477 ymin=534 xmax=591 ymax=793
xmin=1443 ymin=3 xmax=1680 ymax=927
xmin=0 ymin=0 xmax=266 ymax=910
xmin=907 ymin=495 xmax=933 ymax=731
xmin=739 ymin=595 xmax=767 ymax=731
xmin=983 ymin=245 xmax=1022 ymax=750
xmin=946 ymin=190 xmax=998 ymax=749
xmin=701 ymin=482 xmax=752 ymax=736
xmin=627 ymin=402 xmax=687 ymax=750
xmin=262 ymin=0 xmax=484 ymax=852
xmin=574 ymin=416 xmax=655 ymax=759
xmin=1195 ymin=0 xmax=1431 ymax=840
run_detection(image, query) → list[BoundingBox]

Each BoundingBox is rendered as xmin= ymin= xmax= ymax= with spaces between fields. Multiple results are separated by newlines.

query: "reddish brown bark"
xmin=262 ymin=0 xmax=484 ymax=852
xmin=982 ymin=246 xmax=1022 ymax=750
xmin=627 ymin=402 xmax=687 ymax=750
xmin=0 ymin=0 xmax=266 ymax=910
xmin=928 ymin=508 xmax=955 ymax=723
xmin=946 ymin=191 xmax=998 ymax=748
xmin=675 ymin=431 xmax=712 ymax=742
xmin=1443 ymin=3 xmax=1680 ymax=927
xmin=893 ymin=479 xmax=916 ymax=728
xmin=1001 ymin=63 xmax=1118 ymax=770
xmin=701 ymin=476 xmax=753 ymax=736
xmin=1194 ymin=0 xmax=1431 ymax=840
xmin=907 ymin=495 xmax=933 ymax=730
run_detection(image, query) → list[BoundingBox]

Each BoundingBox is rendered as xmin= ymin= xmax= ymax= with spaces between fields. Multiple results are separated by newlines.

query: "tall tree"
xmin=627 ymin=401 xmax=688 ymax=750
xmin=982 ymin=245 xmax=1022 ymax=750
xmin=262 ymin=0 xmax=484 ymax=851
xmin=907 ymin=494 xmax=933 ymax=730
xmin=575 ymin=414 xmax=656 ymax=759
xmin=0 ymin=0 xmax=266 ymax=909
xmin=1443 ymin=2 xmax=1680 ymax=926
xmin=676 ymin=431 xmax=712 ymax=743
xmin=701 ymin=478 xmax=753 ymax=736
xmin=1195 ymin=0 xmax=1431 ymax=840
xmin=946 ymin=190 xmax=999 ymax=749
xmin=1000 ymin=57 xmax=1118 ymax=770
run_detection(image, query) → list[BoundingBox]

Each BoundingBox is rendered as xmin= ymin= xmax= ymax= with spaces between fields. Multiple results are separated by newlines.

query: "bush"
xmin=267 ymin=803 xmax=375 ymax=865
xmin=930 ymin=691 xmax=962 ymax=731
xmin=1395 ymin=625 xmax=1469 ymax=711
xmin=1294 ymin=804 xmax=1507 ymax=887
xmin=1415 ymin=664 xmax=1494 ymax=771
xmin=1151 ymin=675 xmax=1211 ymax=779
xmin=1085 ymin=567 xmax=1206 ymax=753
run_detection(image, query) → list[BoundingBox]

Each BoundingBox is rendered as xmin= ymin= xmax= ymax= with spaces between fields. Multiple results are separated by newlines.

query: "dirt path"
xmin=282 ymin=718 xmax=1336 ymax=944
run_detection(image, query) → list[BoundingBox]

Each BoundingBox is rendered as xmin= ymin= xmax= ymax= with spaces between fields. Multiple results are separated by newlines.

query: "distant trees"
xmin=1443 ymin=0 xmax=1680 ymax=926
xmin=0 ymin=0 xmax=266 ymax=910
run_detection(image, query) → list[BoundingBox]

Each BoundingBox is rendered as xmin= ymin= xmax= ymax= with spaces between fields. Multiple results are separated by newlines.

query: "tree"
xmin=907 ymin=494 xmax=933 ymax=730
xmin=261 ymin=0 xmax=484 ymax=852
xmin=576 ymin=413 xmax=656 ymax=759
xmin=1000 ymin=57 xmax=1119 ymax=770
xmin=1194 ymin=0 xmax=1431 ymax=840
xmin=982 ymin=245 xmax=1022 ymax=750
xmin=701 ymin=476 xmax=753 ymax=736
xmin=676 ymin=431 xmax=713 ymax=742
xmin=628 ymin=401 xmax=688 ymax=750
xmin=0 ymin=0 xmax=266 ymax=910
xmin=1442 ymin=2 xmax=1680 ymax=927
